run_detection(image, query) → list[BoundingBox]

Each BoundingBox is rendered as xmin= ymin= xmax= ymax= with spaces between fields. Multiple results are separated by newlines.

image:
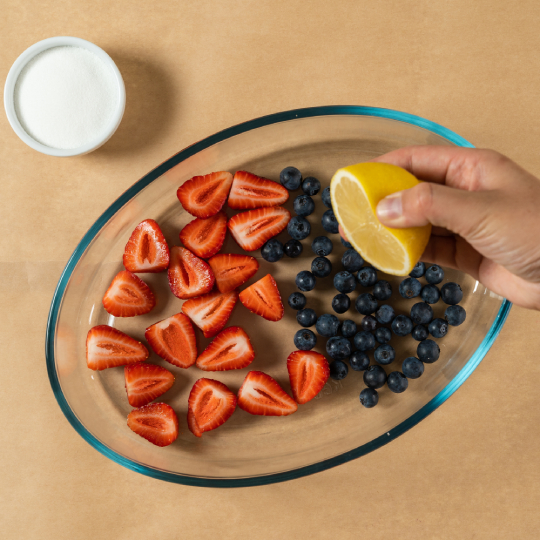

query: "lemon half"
xmin=330 ymin=162 xmax=431 ymax=276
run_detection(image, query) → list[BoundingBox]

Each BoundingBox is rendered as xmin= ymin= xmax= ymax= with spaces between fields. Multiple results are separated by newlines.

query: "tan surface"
xmin=1 ymin=1 xmax=540 ymax=538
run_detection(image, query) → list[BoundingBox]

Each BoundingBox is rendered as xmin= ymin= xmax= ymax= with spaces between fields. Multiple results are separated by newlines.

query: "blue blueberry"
xmin=375 ymin=327 xmax=392 ymax=344
xmin=322 ymin=209 xmax=339 ymax=233
xmin=375 ymin=304 xmax=395 ymax=324
xmin=288 ymin=292 xmax=306 ymax=310
xmin=360 ymin=387 xmax=379 ymax=408
xmin=293 ymin=194 xmax=315 ymax=217
xmin=311 ymin=256 xmax=332 ymax=278
xmin=342 ymin=249 xmax=364 ymax=273
xmin=326 ymin=337 xmax=352 ymax=360
xmin=399 ymin=277 xmax=422 ymax=299
xmin=355 ymin=293 xmax=378 ymax=315
xmin=441 ymin=282 xmax=463 ymax=305
xmin=411 ymin=324 xmax=429 ymax=341
xmin=261 ymin=238 xmax=284 ymax=262
xmin=311 ymin=236 xmax=333 ymax=256
xmin=321 ymin=186 xmax=332 ymax=208
xmin=425 ymin=264 xmax=444 ymax=284
xmin=288 ymin=216 xmax=311 ymax=240
xmin=421 ymin=284 xmax=440 ymax=304
xmin=302 ymin=176 xmax=321 ymax=196
xmin=340 ymin=236 xmax=352 ymax=248
xmin=360 ymin=315 xmax=377 ymax=332
xmin=334 ymin=271 xmax=356 ymax=293
xmin=329 ymin=360 xmax=348 ymax=380
xmin=280 ymin=166 xmax=302 ymax=190
xmin=350 ymin=351 xmax=370 ymax=371
xmin=445 ymin=305 xmax=466 ymax=326
xmin=387 ymin=371 xmax=408 ymax=393
xmin=294 ymin=329 xmax=317 ymax=351
xmin=357 ymin=267 xmax=378 ymax=287
xmin=409 ymin=261 xmax=426 ymax=278
xmin=391 ymin=314 xmax=413 ymax=336
xmin=341 ymin=319 xmax=358 ymax=338
xmin=353 ymin=331 xmax=376 ymax=351
xmin=316 ymin=313 xmax=340 ymax=337
xmin=374 ymin=344 xmax=396 ymax=365
xmin=402 ymin=357 xmax=424 ymax=379
xmin=284 ymin=238 xmax=303 ymax=258
xmin=428 ymin=318 xmax=448 ymax=338
xmin=332 ymin=293 xmax=350 ymax=314
xmin=410 ymin=302 xmax=433 ymax=325
xmin=373 ymin=280 xmax=392 ymax=301
xmin=363 ymin=365 xmax=387 ymax=389
xmin=417 ymin=339 xmax=440 ymax=363
xmin=296 ymin=270 xmax=316 ymax=291
xmin=296 ymin=308 xmax=317 ymax=327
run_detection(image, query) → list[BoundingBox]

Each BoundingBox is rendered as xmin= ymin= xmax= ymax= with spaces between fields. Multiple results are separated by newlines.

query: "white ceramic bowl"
xmin=4 ymin=36 xmax=126 ymax=157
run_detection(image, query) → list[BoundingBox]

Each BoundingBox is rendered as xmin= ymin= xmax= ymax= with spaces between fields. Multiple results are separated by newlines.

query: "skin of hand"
xmin=358 ymin=146 xmax=540 ymax=310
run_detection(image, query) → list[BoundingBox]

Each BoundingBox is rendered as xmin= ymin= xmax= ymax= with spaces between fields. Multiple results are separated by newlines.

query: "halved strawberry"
xmin=182 ymin=290 xmax=238 ymax=338
xmin=168 ymin=246 xmax=215 ymax=299
xmin=287 ymin=351 xmax=330 ymax=405
xmin=227 ymin=207 xmax=291 ymax=251
xmin=86 ymin=325 xmax=149 ymax=371
xmin=179 ymin=211 xmax=227 ymax=259
xmin=187 ymin=378 xmax=237 ymax=437
xmin=127 ymin=403 xmax=179 ymax=447
xmin=177 ymin=171 xmax=233 ymax=219
xmin=228 ymin=171 xmax=289 ymax=210
xmin=237 ymin=371 xmax=298 ymax=416
xmin=124 ymin=362 xmax=175 ymax=407
xmin=196 ymin=327 xmax=255 ymax=371
xmin=145 ymin=313 xmax=197 ymax=368
xmin=208 ymin=253 xmax=259 ymax=293
xmin=102 ymin=271 xmax=156 ymax=317
xmin=239 ymin=274 xmax=284 ymax=321
xmin=123 ymin=219 xmax=170 ymax=273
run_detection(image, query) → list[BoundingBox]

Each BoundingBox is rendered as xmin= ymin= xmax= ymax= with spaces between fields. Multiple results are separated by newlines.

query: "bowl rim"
xmin=45 ymin=105 xmax=511 ymax=487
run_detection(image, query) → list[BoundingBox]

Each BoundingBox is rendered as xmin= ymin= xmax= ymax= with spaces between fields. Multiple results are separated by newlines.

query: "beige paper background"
xmin=1 ymin=1 xmax=540 ymax=538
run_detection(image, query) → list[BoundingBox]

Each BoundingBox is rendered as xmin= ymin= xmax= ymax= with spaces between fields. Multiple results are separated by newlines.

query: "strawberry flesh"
xmin=208 ymin=253 xmax=259 ymax=293
xmin=123 ymin=219 xmax=170 ymax=273
xmin=196 ymin=326 xmax=255 ymax=371
xmin=124 ymin=362 xmax=175 ymax=408
xmin=228 ymin=171 xmax=289 ymax=210
xmin=168 ymin=246 xmax=215 ymax=299
xmin=179 ymin=211 xmax=227 ymax=259
xmin=127 ymin=403 xmax=179 ymax=447
xmin=102 ymin=270 xmax=156 ymax=317
xmin=239 ymin=274 xmax=284 ymax=321
xmin=287 ymin=350 xmax=330 ymax=404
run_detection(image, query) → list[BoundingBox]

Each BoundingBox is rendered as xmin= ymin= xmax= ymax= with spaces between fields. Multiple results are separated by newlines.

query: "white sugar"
xmin=14 ymin=46 xmax=119 ymax=150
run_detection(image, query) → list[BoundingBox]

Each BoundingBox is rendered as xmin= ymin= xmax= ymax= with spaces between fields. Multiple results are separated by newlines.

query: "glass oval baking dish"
xmin=46 ymin=106 xmax=511 ymax=487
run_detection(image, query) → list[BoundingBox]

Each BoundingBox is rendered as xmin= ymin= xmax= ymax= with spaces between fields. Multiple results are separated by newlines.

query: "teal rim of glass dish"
xmin=45 ymin=105 xmax=512 ymax=488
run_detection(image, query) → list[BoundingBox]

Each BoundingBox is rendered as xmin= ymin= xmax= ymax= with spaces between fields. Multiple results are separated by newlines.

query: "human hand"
xmin=363 ymin=146 xmax=540 ymax=310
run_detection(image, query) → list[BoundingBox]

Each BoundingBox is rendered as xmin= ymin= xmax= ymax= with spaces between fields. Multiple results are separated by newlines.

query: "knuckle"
xmin=413 ymin=182 xmax=434 ymax=216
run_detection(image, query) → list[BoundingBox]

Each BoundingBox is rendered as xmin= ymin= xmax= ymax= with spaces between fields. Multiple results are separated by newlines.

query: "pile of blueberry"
xmin=263 ymin=167 xmax=467 ymax=409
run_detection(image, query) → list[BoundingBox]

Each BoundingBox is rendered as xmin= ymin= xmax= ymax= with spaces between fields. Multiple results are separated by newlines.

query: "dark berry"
xmin=360 ymin=387 xmax=379 ymax=408
xmin=409 ymin=261 xmax=426 ymax=278
xmin=399 ymin=277 xmax=422 ymax=299
xmin=340 ymin=236 xmax=352 ymax=248
xmin=360 ymin=315 xmax=377 ymax=332
xmin=294 ymin=329 xmax=317 ymax=351
xmin=425 ymin=264 xmax=444 ymax=284
xmin=334 ymin=271 xmax=356 ymax=293
xmin=288 ymin=216 xmax=311 ymax=240
xmin=391 ymin=314 xmax=413 ymax=336
xmin=441 ymin=282 xmax=463 ymax=305
xmin=375 ymin=327 xmax=392 ymax=344
xmin=329 ymin=360 xmax=348 ymax=380
xmin=445 ymin=305 xmax=466 ymax=326
xmin=374 ymin=344 xmax=395 ymax=365
xmin=375 ymin=304 xmax=395 ymax=324
xmin=417 ymin=339 xmax=440 ymax=363
xmin=355 ymin=293 xmax=378 ymax=315
xmin=421 ymin=284 xmax=440 ymax=304
xmin=315 ymin=314 xmax=340 ymax=337
xmin=293 ymin=194 xmax=315 ymax=217
xmin=311 ymin=236 xmax=333 ymax=256
xmin=341 ymin=319 xmax=357 ymax=338
xmin=288 ymin=292 xmax=306 ymax=310
xmin=411 ymin=325 xmax=429 ymax=341
xmin=410 ymin=302 xmax=433 ymax=325
xmin=322 ymin=209 xmax=339 ymax=233
xmin=373 ymin=280 xmax=392 ymax=301
xmin=350 ymin=351 xmax=370 ymax=371
xmin=284 ymin=238 xmax=303 ymax=258
xmin=363 ymin=365 xmax=387 ymax=389
xmin=353 ymin=331 xmax=376 ymax=351
xmin=428 ymin=318 xmax=448 ymax=338
xmin=332 ymin=293 xmax=350 ymax=314
xmin=387 ymin=371 xmax=408 ymax=393
xmin=296 ymin=308 xmax=317 ymax=327
xmin=357 ymin=267 xmax=378 ymax=287
xmin=261 ymin=238 xmax=284 ymax=262
xmin=280 ymin=166 xmax=302 ymax=190
xmin=341 ymin=249 xmax=364 ymax=273
xmin=402 ymin=357 xmax=424 ymax=379
xmin=321 ymin=186 xmax=332 ymax=208
xmin=296 ymin=270 xmax=316 ymax=291
xmin=311 ymin=256 xmax=332 ymax=278
xmin=326 ymin=337 xmax=352 ymax=360
xmin=302 ymin=176 xmax=321 ymax=196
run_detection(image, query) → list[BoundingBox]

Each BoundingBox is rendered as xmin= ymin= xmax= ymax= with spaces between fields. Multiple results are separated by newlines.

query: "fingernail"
xmin=377 ymin=193 xmax=402 ymax=222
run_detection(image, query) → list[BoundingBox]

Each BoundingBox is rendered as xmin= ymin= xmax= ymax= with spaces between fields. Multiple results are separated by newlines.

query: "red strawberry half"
xmin=227 ymin=207 xmax=290 ymax=251
xmin=124 ymin=362 xmax=175 ymax=408
xmin=102 ymin=271 xmax=156 ymax=317
xmin=237 ymin=371 xmax=298 ymax=416
xmin=177 ymin=171 xmax=233 ymax=219
xmin=208 ymin=253 xmax=259 ymax=293
xmin=182 ymin=290 xmax=238 ymax=338
xmin=86 ymin=325 xmax=149 ymax=371
xmin=228 ymin=171 xmax=289 ymax=210
xmin=168 ymin=246 xmax=215 ymax=299
xmin=287 ymin=350 xmax=330 ymax=405
xmin=196 ymin=327 xmax=255 ymax=371
xmin=127 ymin=403 xmax=179 ymax=447
xmin=239 ymin=274 xmax=284 ymax=321
xmin=145 ymin=313 xmax=197 ymax=368
xmin=179 ymin=211 xmax=227 ymax=259
xmin=123 ymin=219 xmax=170 ymax=273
